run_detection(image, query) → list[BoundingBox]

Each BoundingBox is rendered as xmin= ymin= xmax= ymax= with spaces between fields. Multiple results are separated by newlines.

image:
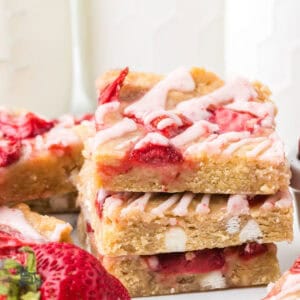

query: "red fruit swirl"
xmin=290 ymin=257 xmax=300 ymax=274
xmin=0 ymin=111 xmax=54 ymax=140
xmin=0 ymin=139 xmax=21 ymax=168
xmin=238 ymin=242 xmax=268 ymax=260
xmin=149 ymin=249 xmax=225 ymax=275
xmin=209 ymin=107 xmax=259 ymax=133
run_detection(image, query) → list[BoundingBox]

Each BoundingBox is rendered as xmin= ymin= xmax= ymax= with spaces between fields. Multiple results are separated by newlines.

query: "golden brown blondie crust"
xmin=78 ymin=216 xmax=280 ymax=298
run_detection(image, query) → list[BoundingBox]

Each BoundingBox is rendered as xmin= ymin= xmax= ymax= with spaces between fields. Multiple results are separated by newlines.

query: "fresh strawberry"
xmin=98 ymin=67 xmax=129 ymax=105
xmin=130 ymin=143 xmax=183 ymax=165
xmin=0 ymin=138 xmax=21 ymax=167
xmin=238 ymin=242 xmax=268 ymax=260
xmin=32 ymin=242 xmax=130 ymax=300
xmin=209 ymin=107 xmax=258 ymax=133
xmin=0 ymin=111 xmax=54 ymax=140
xmin=290 ymin=257 xmax=300 ymax=274
xmin=150 ymin=249 xmax=225 ymax=275
xmin=149 ymin=113 xmax=192 ymax=138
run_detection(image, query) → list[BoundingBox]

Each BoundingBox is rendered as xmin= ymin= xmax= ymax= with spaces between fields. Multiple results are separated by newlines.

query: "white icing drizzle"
xmin=195 ymin=194 xmax=211 ymax=214
xmin=275 ymin=190 xmax=292 ymax=209
xmin=93 ymin=118 xmax=137 ymax=149
xmin=0 ymin=206 xmax=45 ymax=242
xmin=115 ymin=136 xmax=140 ymax=150
xmin=151 ymin=194 xmax=180 ymax=217
xmin=121 ymin=193 xmax=152 ymax=216
xmin=172 ymin=192 xmax=194 ymax=216
xmin=222 ymin=137 xmax=265 ymax=156
xmin=185 ymin=131 xmax=250 ymax=156
xmin=157 ymin=118 xmax=176 ymax=130
xmin=134 ymin=132 xmax=169 ymax=149
xmin=45 ymin=127 xmax=81 ymax=149
xmin=245 ymin=139 xmax=271 ymax=157
xmin=259 ymin=133 xmax=285 ymax=162
xmin=124 ymin=67 xmax=195 ymax=119
xmin=176 ymin=77 xmax=258 ymax=122
xmin=104 ymin=195 xmax=123 ymax=216
xmin=225 ymin=101 xmax=275 ymax=121
xmin=144 ymin=110 xmax=182 ymax=126
xmin=267 ymin=273 xmax=300 ymax=300
xmin=171 ymin=120 xmax=219 ymax=147
xmin=227 ymin=195 xmax=250 ymax=216
xmin=95 ymin=101 xmax=120 ymax=125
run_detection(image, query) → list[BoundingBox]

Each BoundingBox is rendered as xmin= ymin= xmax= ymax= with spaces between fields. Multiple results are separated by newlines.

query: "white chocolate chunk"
xmin=239 ymin=220 xmax=263 ymax=243
xmin=226 ymin=216 xmax=241 ymax=234
xmin=165 ymin=227 xmax=187 ymax=252
xmin=201 ymin=271 xmax=227 ymax=289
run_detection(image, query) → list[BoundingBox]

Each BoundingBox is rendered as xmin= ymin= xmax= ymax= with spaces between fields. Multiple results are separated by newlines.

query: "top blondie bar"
xmin=86 ymin=67 xmax=290 ymax=194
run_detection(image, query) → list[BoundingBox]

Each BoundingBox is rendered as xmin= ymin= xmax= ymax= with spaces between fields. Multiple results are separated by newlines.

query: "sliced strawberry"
xmin=0 ymin=111 xmax=54 ymax=140
xmin=152 ymin=249 xmax=225 ymax=275
xmin=150 ymin=113 xmax=192 ymax=138
xmin=98 ymin=67 xmax=129 ymax=105
xmin=290 ymin=257 xmax=300 ymax=274
xmin=238 ymin=242 xmax=268 ymax=260
xmin=209 ymin=107 xmax=258 ymax=133
xmin=130 ymin=143 xmax=183 ymax=165
xmin=32 ymin=242 xmax=130 ymax=300
xmin=0 ymin=138 xmax=21 ymax=167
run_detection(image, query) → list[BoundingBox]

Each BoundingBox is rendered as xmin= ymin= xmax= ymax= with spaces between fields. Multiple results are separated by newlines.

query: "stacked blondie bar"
xmin=77 ymin=67 xmax=293 ymax=297
xmin=0 ymin=108 xmax=91 ymax=212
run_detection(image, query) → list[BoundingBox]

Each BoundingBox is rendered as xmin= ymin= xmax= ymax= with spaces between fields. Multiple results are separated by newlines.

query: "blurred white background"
xmin=0 ymin=0 xmax=299 ymax=148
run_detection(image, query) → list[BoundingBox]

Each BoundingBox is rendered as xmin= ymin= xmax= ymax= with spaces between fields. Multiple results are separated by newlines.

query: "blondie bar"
xmin=85 ymin=67 xmax=290 ymax=194
xmin=78 ymin=213 xmax=280 ymax=297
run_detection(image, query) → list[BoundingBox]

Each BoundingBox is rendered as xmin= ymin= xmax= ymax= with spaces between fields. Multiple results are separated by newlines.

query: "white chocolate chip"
xmin=239 ymin=220 xmax=263 ymax=243
xmin=226 ymin=216 xmax=241 ymax=234
xmin=165 ymin=227 xmax=187 ymax=252
xmin=201 ymin=271 xmax=227 ymax=289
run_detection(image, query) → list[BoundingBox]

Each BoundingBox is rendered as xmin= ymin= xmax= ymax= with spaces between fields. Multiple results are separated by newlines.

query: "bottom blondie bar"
xmin=78 ymin=213 xmax=280 ymax=297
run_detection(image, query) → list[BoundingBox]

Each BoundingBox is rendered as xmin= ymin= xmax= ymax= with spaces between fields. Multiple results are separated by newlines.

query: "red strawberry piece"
xmin=154 ymin=249 xmax=225 ymax=275
xmin=290 ymin=257 xmax=300 ymax=274
xmin=239 ymin=242 xmax=268 ymax=260
xmin=150 ymin=113 xmax=192 ymax=138
xmin=86 ymin=222 xmax=94 ymax=233
xmin=130 ymin=143 xmax=183 ymax=165
xmin=0 ymin=138 xmax=21 ymax=167
xmin=98 ymin=67 xmax=129 ymax=105
xmin=31 ymin=242 xmax=130 ymax=300
xmin=74 ymin=113 xmax=94 ymax=125
xmin=0 ymin=111 xmax=54 ymax=140
xmin=209 ymin=107 xmax=259 ymax=133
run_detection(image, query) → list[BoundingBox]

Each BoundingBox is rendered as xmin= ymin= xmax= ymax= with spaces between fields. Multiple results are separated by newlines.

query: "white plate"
xmin=56 ymin=205 xmax=299 ymax=300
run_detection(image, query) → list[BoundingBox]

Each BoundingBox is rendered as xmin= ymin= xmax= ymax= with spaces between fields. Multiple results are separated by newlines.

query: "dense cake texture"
xmin=78 ymin=214 xmax=280 ymax=297
xmin=263 ymin=256 xmax=300 ymax=300
xmin=77 ymin=160 xmax=293 ymax=256
xmin=0 ymin=203 xmax=72 ymax=243
xmin=0 ymin=109 xmax=91 ymax=204
xmin=84 ymin=67 xmax=290 ymax=194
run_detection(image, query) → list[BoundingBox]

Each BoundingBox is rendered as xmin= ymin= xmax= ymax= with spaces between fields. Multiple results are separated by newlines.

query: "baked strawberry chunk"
xmin=0 ymin=111 xmax=54 ymax=140
xmin=238 ymin=242 xmax=268 ymax=260
xmin=98 ymin=67 xmax=129 ymax=105
xmin=150 ymin=249 xmax=225 ymax=275
xmin=0 ymin=139 xmax=21 ymax=168
xmin=209 ymin=108 xmax=259 ymax=133
xmin=129 ymin=143 xmax=183 ymax=165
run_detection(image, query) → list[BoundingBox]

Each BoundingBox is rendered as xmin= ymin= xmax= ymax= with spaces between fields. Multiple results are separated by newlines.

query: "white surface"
xmin=0 ymin=0 xmax=72 ymax=117
xmin=56 ymin=202 xmax=299 ymax=300
xmin=225 ymin=0 xmax=300 ymax=149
